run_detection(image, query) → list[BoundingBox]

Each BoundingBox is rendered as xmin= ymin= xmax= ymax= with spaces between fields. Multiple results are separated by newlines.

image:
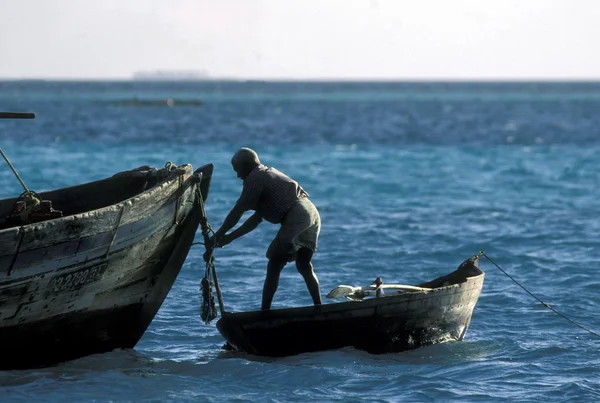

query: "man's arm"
xmin=214 ymin=201 xmax=247 ymax=241
xmin=213 ymin=178 xmax=262 ymax=246
xmin=221 ymin=212 xmax=263 ymax=245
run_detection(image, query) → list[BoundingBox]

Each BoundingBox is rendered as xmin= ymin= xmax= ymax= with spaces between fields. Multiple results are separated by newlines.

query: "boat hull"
xmin=0 ymin=163 xmax=213 ymax=369
xmin=216 ymin=255 xmax=484 ymax=357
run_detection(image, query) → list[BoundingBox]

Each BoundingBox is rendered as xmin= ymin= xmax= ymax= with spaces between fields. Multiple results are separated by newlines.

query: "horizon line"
xmin=2 ymin=76 xmax=600 ymax=83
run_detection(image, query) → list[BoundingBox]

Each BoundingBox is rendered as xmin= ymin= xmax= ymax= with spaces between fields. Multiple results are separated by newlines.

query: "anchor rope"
xmin=481 ymin=251 xmax=600 ymax=339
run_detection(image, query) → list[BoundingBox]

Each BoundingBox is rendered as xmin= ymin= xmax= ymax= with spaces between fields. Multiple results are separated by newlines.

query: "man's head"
xmin=231 ymin=147 xmax=261 ymax=179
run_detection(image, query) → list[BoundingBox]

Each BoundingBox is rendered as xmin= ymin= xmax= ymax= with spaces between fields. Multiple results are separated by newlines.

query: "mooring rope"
xmin=481 ymin=251 xmax=600 ymax=339
xmin=0 ymin=148 xmax=30 ymax=193
xmin=0 ymin=147 xmax=44 ymax=222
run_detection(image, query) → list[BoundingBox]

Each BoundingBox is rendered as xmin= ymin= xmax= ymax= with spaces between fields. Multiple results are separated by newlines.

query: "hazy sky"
xmin=1 ymin=0 xmax=599 ymax=80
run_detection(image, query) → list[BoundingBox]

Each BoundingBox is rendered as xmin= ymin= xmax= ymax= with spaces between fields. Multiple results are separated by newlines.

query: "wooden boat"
xmin=0 ymin=114 xmax=214 ymax=369
xmin=216 ymin=253 xmax=485 ymax=357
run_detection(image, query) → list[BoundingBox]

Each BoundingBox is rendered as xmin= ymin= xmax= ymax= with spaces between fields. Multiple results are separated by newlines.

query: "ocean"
xmin=1 ymin=80 xmax=599 ymax=402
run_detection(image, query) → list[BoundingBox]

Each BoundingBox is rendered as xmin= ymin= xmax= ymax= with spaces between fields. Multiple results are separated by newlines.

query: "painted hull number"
xmin=48 ymin=262 xmax=108 ymax=294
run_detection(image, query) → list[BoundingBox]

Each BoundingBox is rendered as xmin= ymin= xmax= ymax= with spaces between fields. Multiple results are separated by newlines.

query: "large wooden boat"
xmin=0 ymin=111 xmax=214 ymax=369
xmin=216 ymin=253 xmax=485 ymax=357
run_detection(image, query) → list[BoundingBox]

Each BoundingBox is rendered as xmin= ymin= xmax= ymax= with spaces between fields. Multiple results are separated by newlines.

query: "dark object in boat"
xmin=1 ymin=110 xmax=63 ymax=229
xmin=0 ymin=192 xmax=63 ymax=230
xmin=0 ymin=162 xmax=214 ymax=369
xmin=216 ymin=253 xmax=485 ymax=357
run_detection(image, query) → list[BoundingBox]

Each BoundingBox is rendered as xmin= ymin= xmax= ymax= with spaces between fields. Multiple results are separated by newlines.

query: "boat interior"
xmin=417 ymin=254 xmax=484 ymax=289
xmin=0 ymin=164 xmax=213 ymax=231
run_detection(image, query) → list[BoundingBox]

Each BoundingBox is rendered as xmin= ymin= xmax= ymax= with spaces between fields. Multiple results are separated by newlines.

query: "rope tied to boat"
xmin=0 ymin=147 xmax=50 ymax=225
xmin=0 ymin=148 xmax=31 ymax=195
xmin=481 ymin=251 xmax=600 ymax=339
xmin=156 ymin=161 xmax=179 ymax=182
xmin=193 ymin=175 xmax=225 ymax=324
xmin=15 ymin=190 xmax=42 ymax=220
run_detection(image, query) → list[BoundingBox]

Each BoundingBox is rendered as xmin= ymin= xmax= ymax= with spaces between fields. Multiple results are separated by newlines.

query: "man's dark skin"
xmin=211 ymin=149 xmax=322 ymax=310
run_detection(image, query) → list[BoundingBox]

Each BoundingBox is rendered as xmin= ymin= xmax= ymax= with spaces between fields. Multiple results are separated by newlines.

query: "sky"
xmin=1 ymin=0 xmax=599 ymax=80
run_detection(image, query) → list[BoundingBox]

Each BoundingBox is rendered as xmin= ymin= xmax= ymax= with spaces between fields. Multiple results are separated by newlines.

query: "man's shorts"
xmin=266 ymin=197 xmax=321 ymax=261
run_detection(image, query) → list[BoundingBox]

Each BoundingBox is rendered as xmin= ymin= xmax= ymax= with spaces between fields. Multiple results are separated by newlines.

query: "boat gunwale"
xmin=0 ymin=164 xmax=194 ymax=236
xmin=220 ymin=265 xmax=485 ymax=321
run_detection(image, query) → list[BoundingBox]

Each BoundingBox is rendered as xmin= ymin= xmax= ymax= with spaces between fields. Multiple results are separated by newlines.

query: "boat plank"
xmin=2 ymin=195 xmax=186 ymax=279
xmin=4 ymin=243 xmax=180 ymax=326
xmin=0 ymin=226 xmax=182 ymax=321
xmin=0 ymin=177 xmax=186 ymax=257
xmin=4 ymin=211 xmax=121 ymax=252
xmin=0 ymin=227 xmax=23 ymax=256
xmin=119 ymin=179 xmax=182 ymax=226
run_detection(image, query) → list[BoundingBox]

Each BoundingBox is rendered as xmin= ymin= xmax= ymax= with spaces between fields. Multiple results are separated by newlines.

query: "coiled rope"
xmin=481 ymin=251 xmax=600 ymax=339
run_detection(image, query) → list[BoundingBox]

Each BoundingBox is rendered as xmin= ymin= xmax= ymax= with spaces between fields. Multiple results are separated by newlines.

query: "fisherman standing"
xmin=211 ymin=147 xmax=322 ymax=310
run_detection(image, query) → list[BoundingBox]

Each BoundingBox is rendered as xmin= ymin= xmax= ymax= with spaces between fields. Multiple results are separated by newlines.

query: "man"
xmin=211 ymin=147 xmax=322 ymax=310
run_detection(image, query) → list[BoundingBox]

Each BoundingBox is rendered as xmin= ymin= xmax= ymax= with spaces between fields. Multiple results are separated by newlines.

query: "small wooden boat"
xmin=0 ymin=114 xmax=214 ymax=369
xmin=216 ymin=253 xmax=485 ymax=357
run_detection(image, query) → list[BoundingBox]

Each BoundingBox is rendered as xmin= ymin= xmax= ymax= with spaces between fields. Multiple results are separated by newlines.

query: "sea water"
xmin=0 ymin=81 xmax=599 ymax=402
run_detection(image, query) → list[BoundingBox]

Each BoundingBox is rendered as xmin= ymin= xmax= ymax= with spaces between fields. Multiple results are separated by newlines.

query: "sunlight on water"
xmin=1 ymin=81 xmax=600 ymax=402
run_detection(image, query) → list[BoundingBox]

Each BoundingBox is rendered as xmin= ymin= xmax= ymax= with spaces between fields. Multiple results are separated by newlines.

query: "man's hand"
xmin=208 ymin=232 xmax=232 ymax=248
xmin=208 ymin=229 xmax=224 ymax=249
xmin=218 ymin=234 xmax=233 ymax=247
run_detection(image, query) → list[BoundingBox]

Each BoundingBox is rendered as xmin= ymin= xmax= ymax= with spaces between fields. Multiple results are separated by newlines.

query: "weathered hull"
xmin=0 ymin=163 xmax=213 ymax=369
xmin=216 ymin=255 xmax=485 ymax=357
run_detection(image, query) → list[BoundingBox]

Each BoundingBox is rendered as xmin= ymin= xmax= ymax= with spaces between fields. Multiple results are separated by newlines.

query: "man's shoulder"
xmin=245 ymin=165 xmax=294 ymax=185
xmin=253 ymin=164 xmax=269 ymax=173
xmin=244 ymin=165 xmax=268 ymax=184
xmin=266 ymin=166 xmax=292 ymax=179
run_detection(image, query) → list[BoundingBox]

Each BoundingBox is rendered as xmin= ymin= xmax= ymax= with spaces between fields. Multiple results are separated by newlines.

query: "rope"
xmin=481 ymin=251 xmax=600 ymax=339
xmin=0 ymin=146 xmax=43 ymax=223
xmin=1 ymin=148 xmax=30 ymax=193
xmin=194 ymin=176 xmax=226 ymax=323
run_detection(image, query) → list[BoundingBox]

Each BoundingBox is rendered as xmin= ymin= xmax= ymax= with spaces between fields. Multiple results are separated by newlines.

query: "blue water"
xmin=1 ymin=81 xmax=600 ymax=402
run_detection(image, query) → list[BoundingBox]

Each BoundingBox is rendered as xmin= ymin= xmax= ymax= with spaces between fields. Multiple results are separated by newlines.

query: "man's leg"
xmin=262 ymin=253 xmax=288 ymax=310
xmin=295 ymin=247 xmax=322 ymax=306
